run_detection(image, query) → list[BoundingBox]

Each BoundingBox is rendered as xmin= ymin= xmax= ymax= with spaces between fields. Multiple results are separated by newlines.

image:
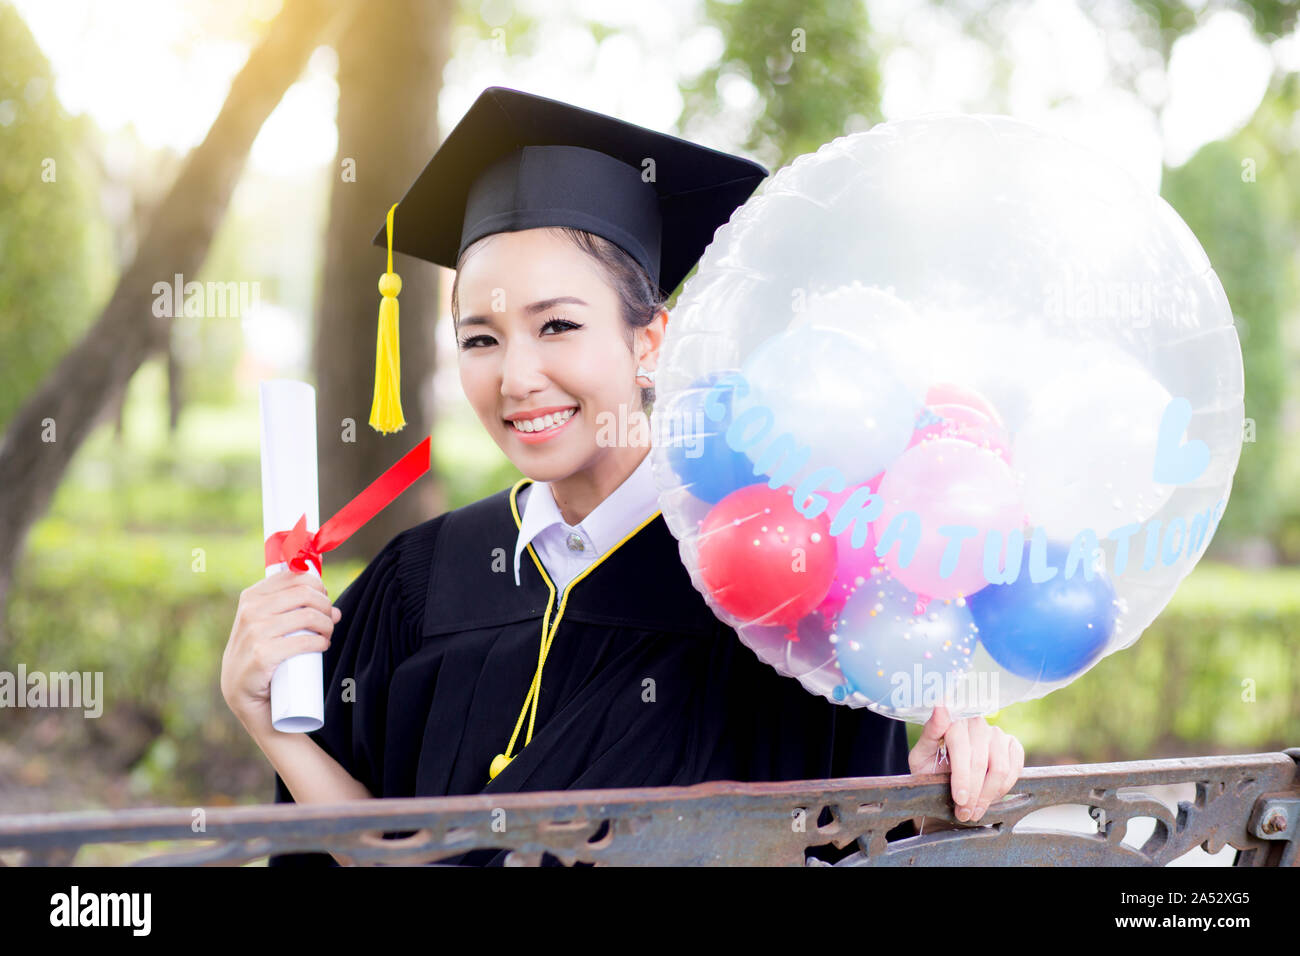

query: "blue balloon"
xmin=967 ymin=541 xmax=1117 ymax=682
xmin=833 ymin=570 xmax=979 ymax=716
xmin=663 ymin=371 xmax=759 ymax=504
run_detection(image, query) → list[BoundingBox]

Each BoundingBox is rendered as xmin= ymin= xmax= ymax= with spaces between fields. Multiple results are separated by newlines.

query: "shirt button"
xmin=566 ymin=532 xmax=585 ymax=552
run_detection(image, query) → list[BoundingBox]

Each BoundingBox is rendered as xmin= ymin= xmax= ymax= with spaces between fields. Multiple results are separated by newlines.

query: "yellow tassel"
xmin=369 ymin=202 xmax=406 ymax=434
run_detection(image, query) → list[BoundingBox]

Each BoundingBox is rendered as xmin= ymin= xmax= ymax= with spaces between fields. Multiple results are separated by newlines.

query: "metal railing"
xmin=1 ymin=749 xmax=1295 ymax=866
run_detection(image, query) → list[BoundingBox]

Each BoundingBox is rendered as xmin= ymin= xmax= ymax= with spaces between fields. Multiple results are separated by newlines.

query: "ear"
xmin=636 ymin=307 xmax=669 ymax=373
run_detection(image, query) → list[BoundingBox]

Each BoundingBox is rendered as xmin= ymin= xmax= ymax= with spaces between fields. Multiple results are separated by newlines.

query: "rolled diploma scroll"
xmin=258 ymin=379 xmax=325 ymax=733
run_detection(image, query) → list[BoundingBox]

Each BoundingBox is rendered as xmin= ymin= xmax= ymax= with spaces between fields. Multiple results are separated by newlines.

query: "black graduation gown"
xmin=268 ymin=481 xmax=916 ymax=866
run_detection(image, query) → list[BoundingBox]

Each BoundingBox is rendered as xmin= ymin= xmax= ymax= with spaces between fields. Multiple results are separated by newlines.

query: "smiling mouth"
xmin=504 ymin=407 xmax=579 ymax=434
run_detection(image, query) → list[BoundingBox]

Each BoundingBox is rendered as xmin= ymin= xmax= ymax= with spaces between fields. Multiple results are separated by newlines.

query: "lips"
xmin=503 ymin=404 xmax=578 ymax=422
xmin=505 ymin=406 xmax=579 ymax=434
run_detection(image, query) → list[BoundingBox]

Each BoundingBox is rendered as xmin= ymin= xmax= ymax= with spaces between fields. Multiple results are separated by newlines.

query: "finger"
xmin=929 ymin=704 xmax=951 ymax=737
xmin=1008 ymin=736 xmax=1025 ymax=787
xmin=249 ymin=569 xmax=298 ymax=594
xmin=259 ymin=631 xmax=332 ymax=673
xmin=944 ymin=718 xmax=971 ymax=814
xmin=907 ymin=706 xmax=952 ymax=773
xmin=958 ymin=721 xmax=990 ymax=820
xmin=257 ymin=569 xmax=328 ymax=597
xmin=971 ymin=728 xmax=1011 ymax=822
xmin=915 ymin=705 xmax=951 ymax=755
xmin=262 ymin=584 xmax=336 ymax=618
xmin=260 ymin=606 xmax=336 ymax=641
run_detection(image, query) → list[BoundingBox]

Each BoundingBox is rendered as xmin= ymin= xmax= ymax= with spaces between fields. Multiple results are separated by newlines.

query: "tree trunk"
xmin=166 ymin=332 xmax=183 ymax=435
xmin=313 ymin=0 xmax=453 ymax=564
xmin=0 ymin=0 xmax=360 ymax=648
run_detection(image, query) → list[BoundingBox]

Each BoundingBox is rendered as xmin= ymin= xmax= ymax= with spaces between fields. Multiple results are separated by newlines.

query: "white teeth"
xmin=511 ymin=408 xmax=576 ymax=432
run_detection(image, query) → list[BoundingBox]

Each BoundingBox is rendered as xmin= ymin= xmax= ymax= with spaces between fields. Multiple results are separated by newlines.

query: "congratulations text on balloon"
xmin=703 ymin=371 xmax=1227 ymax=586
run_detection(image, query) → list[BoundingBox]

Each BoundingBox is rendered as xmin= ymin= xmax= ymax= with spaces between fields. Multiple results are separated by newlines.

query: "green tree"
xmin=0 ymin=0 xmax=360 ymax=645
xmin=0 ymin=1 xmax=114 ymax=431
xmin=683 ymin=0 xmax=882 ymax=170
xmin=1160 ymin=74 xmax=1298 ymax=548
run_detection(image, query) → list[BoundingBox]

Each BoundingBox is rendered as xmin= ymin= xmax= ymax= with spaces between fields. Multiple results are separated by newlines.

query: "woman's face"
xmin=455 ymin=227 xmax=660 ymax=484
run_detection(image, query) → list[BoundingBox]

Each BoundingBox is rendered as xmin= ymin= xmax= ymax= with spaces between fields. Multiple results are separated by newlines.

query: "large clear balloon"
xmin=652 ymin=113 xmax=1244 ymax=723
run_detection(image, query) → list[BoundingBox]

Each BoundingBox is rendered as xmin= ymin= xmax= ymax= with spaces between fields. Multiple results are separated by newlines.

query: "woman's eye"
xmin=458 ymin=316 xmax=581 ymax=351
xmin=542 ymin=316 xmax=581 ymax=335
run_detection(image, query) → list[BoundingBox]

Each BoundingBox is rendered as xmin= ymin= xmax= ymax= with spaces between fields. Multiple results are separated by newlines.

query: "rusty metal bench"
xmin=2 ymin=749 xmax=1295 ymax=866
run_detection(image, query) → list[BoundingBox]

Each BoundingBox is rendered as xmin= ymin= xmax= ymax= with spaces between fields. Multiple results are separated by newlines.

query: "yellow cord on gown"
xmin=489 ymin=600 xmax=558 ymax=780
xmin=489 ymin=480 xmax=662 ymax=782
xmin=370 ymin=202 xmax=405 ymax=434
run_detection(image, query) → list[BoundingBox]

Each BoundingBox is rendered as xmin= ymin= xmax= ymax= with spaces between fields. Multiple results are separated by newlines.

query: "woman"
xmin=222 ymin=87 xmax=1023 ymax=866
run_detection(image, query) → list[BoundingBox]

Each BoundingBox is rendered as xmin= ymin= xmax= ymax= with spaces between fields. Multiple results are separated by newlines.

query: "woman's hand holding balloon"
xmin=907 ymin=704 xmax=1024 ymax=825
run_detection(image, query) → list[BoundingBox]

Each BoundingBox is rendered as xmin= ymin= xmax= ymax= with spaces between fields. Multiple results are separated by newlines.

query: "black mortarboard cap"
xmin=371 ymin=85 xmax=769 ymax=296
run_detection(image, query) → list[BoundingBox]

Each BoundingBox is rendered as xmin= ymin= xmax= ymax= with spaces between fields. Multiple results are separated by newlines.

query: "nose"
xmin=499 ymin=335 xmax=549 ymax=401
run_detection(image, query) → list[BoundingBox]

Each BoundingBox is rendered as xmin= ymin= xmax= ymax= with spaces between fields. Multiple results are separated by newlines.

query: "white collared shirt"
xmin=513 ymin=451 xmax=660 ymax=591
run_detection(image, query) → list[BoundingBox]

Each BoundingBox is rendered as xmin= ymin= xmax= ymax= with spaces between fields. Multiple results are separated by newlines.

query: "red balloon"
xmin=696 ymin=483 xmax=837 ymax=631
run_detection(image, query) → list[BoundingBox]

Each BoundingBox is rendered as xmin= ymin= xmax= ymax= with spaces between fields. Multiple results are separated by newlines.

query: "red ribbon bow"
xmin=264 ymin=436 xmax=431 ymax=576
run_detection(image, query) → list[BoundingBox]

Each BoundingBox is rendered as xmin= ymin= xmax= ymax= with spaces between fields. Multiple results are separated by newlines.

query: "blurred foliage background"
xmin=0 ymin=0 xmax=1297 ymax=843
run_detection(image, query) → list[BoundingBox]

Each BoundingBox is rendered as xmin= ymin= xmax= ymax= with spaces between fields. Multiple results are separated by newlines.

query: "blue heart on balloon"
xmin=1152 ymin=396 xmax=1210 ymax=485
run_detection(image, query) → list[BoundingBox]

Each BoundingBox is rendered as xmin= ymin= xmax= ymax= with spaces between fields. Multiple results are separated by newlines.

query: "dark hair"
xmin=450 ymin=227 xmax=667 ymax=415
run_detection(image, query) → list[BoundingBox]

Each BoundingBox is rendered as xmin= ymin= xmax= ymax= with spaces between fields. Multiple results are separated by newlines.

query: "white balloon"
xmin=1013 ymin=341 xmax=1176 ymax=540
xmin=731 ymin=323 xmax=920 ymax=489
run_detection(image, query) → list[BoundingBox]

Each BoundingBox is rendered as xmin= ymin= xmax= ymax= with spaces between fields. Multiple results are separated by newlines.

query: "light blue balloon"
xmin=833 ymin=570 xmax=979 ymax=716
xmin=730 ymin=325 xmax=919 ymax=490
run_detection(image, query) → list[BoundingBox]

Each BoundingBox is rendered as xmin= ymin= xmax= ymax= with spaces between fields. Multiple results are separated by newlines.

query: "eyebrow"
xmin=456 ymin=296 xmax=590 ymax=330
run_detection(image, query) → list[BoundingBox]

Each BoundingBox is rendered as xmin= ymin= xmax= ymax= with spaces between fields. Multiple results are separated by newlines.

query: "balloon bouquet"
xmin=651 ymin=114 xmax=1245 ymax=723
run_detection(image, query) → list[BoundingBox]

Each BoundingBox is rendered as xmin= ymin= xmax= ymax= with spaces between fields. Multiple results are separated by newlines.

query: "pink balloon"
xmin=826 ymin=475 xmax=884 ymax=582
xmin=812 ymin=475 xmax=883 ymax=628
xmin=812 ymin=582 xmax=848 ymax=632
xmin=909 ymin=402 xmax=1012 ymax=462
xmin=872 ymin=438 xmax=1023 ymax=600
xmin=925 ymin=383 xmax=1005 ymax=425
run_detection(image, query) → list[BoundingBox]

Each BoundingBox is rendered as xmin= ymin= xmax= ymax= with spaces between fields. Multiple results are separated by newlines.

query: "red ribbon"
xmin=264 ymin=436 xmax=431 ymax=576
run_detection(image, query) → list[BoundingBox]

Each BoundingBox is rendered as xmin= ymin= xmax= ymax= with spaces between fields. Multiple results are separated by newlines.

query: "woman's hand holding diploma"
xmin=222 ymin=568 xmax=338 ymax=735
xmin=222 ymin=570 xmax=375 ymax=821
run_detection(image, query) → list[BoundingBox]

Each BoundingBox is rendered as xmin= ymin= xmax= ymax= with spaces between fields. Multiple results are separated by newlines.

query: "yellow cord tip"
xmin=489 ymin=753 xmax=512 ymax=779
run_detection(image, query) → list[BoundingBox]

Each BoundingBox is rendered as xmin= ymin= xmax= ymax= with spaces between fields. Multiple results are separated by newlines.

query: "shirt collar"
xmin=513 ymin=451 xmax=659 ymax=587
